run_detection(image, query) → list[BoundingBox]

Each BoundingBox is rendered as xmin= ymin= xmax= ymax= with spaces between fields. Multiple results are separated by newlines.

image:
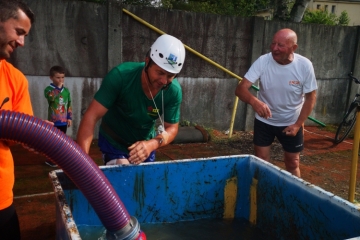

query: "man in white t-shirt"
xmin=235 ymin=28 xmax=317 ymax=177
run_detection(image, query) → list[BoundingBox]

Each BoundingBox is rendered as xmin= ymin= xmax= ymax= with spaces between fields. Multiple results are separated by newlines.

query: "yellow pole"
xmin=348 ymin=106 xmax=360 ymax=202
xmin=229 ymin=98 xmax=239 ymax=138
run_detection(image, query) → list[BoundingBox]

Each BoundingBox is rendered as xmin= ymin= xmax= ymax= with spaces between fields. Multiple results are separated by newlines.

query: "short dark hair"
xmin=0 ymin=0 xmax=35 ymax=24
xmin=145 ymin=49 xmax=155 ymax=69
xmin=50 ymin=66 xmax=66 ymax=77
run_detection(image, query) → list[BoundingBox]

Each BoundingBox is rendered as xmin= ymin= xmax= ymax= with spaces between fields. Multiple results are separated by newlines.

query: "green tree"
xmin=302 ymin=8 xmax=350 ymax=26
xmin=272 ymin=0 xmax=291 ymax=21
xmin=170 ymin=0 xmax=311 ymax=22
xmin=78 ymin=0 xmax=323 ymax=24
xmin=337 ymin=10 xmax=350 ymax=26
xmin=170 ymin=0 xmax=271 ymax=17
xmin=78 ymin=0 xmax=153 ymax=6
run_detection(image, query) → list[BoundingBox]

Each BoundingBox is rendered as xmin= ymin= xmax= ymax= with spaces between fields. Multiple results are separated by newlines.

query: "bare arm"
xmin=283 ymin=90 xmax=317 ymax=136
xmin=76 ymin=100 xmax=108 ymax=154
xmin=235 ymin=78 xmax=271 ymax=119
xmin=128 ymin=122 xmax=179 ymax=164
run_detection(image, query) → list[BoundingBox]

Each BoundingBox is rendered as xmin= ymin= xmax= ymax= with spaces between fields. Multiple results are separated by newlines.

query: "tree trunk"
xmin=289 ymin=0 xmax=310 ymax=22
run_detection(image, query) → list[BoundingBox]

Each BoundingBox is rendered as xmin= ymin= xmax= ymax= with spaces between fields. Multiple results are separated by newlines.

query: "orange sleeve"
xmin=0 ymin=60 xmax=33 ymax=210
xmin=0 ymin=60 xmax=33 ymax=115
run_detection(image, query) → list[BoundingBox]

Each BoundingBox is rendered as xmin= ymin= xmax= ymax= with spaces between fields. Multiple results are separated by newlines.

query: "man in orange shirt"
xmin=0 ymin=1 xmax=35 ymax=239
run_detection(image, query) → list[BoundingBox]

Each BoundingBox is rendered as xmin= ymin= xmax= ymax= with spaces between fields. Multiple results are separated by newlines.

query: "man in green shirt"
xmin=77 ymin=34 xmax=186 ymax=165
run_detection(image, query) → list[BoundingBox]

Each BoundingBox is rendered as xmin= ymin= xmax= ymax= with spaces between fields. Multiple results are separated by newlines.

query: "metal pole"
xmin=229 ymin=97 xmax=239 ymax=138
xmin=348 ymin=106 xmax=360 ymax=202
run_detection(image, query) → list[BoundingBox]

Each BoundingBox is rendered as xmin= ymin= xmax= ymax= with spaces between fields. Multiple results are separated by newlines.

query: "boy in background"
xmin=44 ymin=65 xmax=72 ymax=167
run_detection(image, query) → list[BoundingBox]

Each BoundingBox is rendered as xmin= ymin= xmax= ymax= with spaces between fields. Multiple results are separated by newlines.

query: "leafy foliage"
xmin=78 ymin=0 xmax=274 ymax=17
xmin=302 ymin=8 xmax=350 ymax=26
xmin=337 ymin=10 xmax=350 ymax=26
xmin=74 ymin=0 xmax=315 ymax=23
xmin=170 ymin=0 xmax=271 ymax=17
xmin=80 ymin=0 xmax=107 ymax=3
xmin=272 ymin=0 xmax=295 ymax=21
xmin=74 ymin=0 xmax=152 ymax=6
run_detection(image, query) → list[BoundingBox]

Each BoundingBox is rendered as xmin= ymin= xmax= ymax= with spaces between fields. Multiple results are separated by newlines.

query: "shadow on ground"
xmin=11 ymin=126 xmax=357 ymax=240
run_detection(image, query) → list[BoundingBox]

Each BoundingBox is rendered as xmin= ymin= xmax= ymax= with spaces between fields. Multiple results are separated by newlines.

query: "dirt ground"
xmin=214 ymin=126 xmax=360 ymax=200
xmin=11 ymin=125 xmax=359 ymax=240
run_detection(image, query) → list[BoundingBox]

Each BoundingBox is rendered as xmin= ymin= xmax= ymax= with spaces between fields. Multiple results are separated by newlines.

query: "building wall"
xmin=309 ymin=0 xmax=360 ymax=26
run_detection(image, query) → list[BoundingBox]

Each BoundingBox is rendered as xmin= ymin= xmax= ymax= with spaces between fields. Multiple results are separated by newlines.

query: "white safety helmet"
xmin=149 ymin=34 xmax=186 ymax=74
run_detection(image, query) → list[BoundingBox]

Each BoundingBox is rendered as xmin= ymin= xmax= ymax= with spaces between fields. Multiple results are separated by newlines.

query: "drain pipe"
xmin=172 ymin=126 xmax=210 ymax=144
xmin=0 ymin=110 xmax=146 ymax=240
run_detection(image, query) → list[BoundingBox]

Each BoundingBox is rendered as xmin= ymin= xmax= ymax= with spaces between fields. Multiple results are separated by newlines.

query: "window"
xmin=331 ymin=5 xmax=336 ymax=13
xmin=325 ymin=5 xmax=328 ymax=11
xmin=317 ymin=4 xmax=321 ymax=9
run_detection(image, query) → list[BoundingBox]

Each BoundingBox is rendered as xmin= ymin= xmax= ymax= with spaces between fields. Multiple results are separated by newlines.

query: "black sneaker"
xmin=45 ymin=161 xmax=58 ymax=168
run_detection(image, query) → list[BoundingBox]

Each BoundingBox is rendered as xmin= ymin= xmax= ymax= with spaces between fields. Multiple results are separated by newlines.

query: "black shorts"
xmin=253 ymin=118 xmax=304 ymax=153
xmin=0 ymin=204 xmax=21 ymax=239
xmin=55 ymin=125 xmax=67 ymax=134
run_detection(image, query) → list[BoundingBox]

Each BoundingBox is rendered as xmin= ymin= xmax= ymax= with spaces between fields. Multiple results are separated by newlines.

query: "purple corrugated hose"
xmin=0 ymin=110 xmax=143 ymax=238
